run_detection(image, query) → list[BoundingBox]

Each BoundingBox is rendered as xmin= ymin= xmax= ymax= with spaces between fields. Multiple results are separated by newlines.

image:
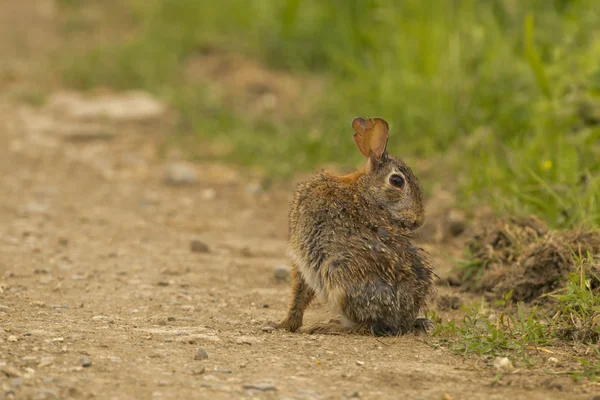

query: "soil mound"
xmin=457 ymin=216 xmax=600 ymax=303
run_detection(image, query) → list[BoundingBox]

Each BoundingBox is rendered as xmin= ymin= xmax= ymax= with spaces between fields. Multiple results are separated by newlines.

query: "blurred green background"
xmin=57 ymin=0 xmax=600 ymax=227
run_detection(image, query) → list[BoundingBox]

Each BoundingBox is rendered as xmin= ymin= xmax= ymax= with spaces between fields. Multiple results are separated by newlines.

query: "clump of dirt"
xmin=437 ymin=295 xmax=463 ymax=311
xmin=457 ymin=215 xmax=600 ymax=303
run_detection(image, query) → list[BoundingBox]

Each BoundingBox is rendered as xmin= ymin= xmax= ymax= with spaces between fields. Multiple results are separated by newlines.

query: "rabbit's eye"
xmin=389 ymin=174 xmax=405 ymax=188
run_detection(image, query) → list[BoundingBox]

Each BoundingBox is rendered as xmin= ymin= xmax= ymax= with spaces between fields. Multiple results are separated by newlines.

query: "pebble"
xmin=213 ymin=368 xmax=232 ymax=374
xmin=492 ymin=357 xmax=513 ymax=372
xmin=194 ymin=348 xmax=209 ymax=360
xmin=274 ymin=265 xmax=291 ymax=283
xmin=164 ymin=163 xmax=198 ymax=186
xmin=356 ymin=361 xmax=365 ymax=366
xmin=201 ymin=188 xmax=216 ymax=200
xmin=191 ymin=366 xmax=205 ymax=375
xmin=190 ymin=240 xmax=210 ymax=253
xmin=38 ymin=357 xmax=54 ymax=367
xmin=0 ymin=366 xmax=21 ymax=378
xmin=80 ymin=357 xmax=92 ymax=368
xmin=246 ymin=182 xmax=263 ymax=195
xmin=7 ymin=335 xmax=18 ymax=342
xmin=236 ymin=336 xmax=260 ymax=345
xmin=261 ymin=326 xmax=275 ymax=333
xmin=547 ymin=357 xmax=558 ymax=366
xmin=243 ymin=384 xmax=277 ymax=392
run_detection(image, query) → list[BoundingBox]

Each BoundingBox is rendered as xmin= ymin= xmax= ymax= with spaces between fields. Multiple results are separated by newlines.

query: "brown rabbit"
xmin=270 ymin=117 xmax=436 ymax=336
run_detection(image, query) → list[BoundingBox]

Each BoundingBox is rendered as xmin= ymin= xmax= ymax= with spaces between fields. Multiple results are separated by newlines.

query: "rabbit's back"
xmin=288 ymin=172 xmax=434 ymax=332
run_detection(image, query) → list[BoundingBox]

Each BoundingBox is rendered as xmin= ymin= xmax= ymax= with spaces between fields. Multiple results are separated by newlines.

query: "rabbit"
xmin=268 ymin=117 xmax=436 ymax=336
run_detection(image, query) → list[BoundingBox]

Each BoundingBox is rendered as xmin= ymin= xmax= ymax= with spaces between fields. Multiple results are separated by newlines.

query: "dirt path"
xmin=0 ymin=2 xmax=596 ymax=400
xmin=1 ymin=95 xmax=594 ymax=400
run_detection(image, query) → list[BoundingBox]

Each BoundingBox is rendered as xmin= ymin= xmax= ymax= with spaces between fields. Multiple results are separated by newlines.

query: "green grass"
xmin=55 ymin=0 xmax=600 ymax=228
xmin=432 ymin=262 xmax=600 ymax=379
xmin=431 ymin=298 xmax=551 ymax=365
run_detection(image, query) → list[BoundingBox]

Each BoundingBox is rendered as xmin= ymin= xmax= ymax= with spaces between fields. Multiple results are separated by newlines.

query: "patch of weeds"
xmin=545 ymin=253 xmax=600 ymax=342
xmin=548 ymin=347 xmax=600 ymax=382
xmin=436 ymin=264 xmax=600 ymax=380
xmin=571 ymin=349 xmax=600 ymax=382
xmin=433 ymin=297 xmax=551 ymax=364
xmin=453 ymin=216 xmax=600 ymax=304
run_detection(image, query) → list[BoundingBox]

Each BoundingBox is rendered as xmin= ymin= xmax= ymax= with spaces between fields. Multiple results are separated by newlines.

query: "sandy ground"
xmin=0 ymin=2 xmax=599 ymax=400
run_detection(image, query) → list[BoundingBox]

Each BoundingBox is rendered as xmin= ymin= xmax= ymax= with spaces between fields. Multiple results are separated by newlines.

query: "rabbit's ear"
xmin=352 ymin=117 xmax=374 ymax=158
xmin=369 ymin=118 xmax=389 ymax=160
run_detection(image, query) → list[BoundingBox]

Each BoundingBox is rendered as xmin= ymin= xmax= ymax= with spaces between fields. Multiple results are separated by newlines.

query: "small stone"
xmin=246 ymin=182 xmax=262 ymax=195
xmin=7 ymin=335 xmax=18 ymax=342
xmin=274 ymin=265 xmax=291 ymax=283
xmin=261 ymin=326 xmax=275 ymax=333
xmin=201 ymin=188 xmax=216 ymax=200
xmin=243 ymin=384 xmax=277 ymax=392
xmin=190 ymin=240 xmax=209 ymax=253
xmin=1 ymin=366 xmax=21 ymax=378
xmin=39 ymin=356 xmax=54 ymax=367
xmin=164 ymin=163 xmax=198 ymax=186
xmin=167 ymin=316 xmax=176 ymax=322
xmin=80 ymin=357 xmax=92 ymax=368
xmin=547 ymin=357 xmax=558 ymax=365
xmin=164 ymin=338 xmax=173 ymax=343
xmin=492 ymin=357 xmax=513 ymax=372
xmin=213 ymin=368 xmax=232 ymax=374
xmin=191 ymin=367 xmax=205 ymax=375
xmin=194 ymin=348 xmax=209 ymax=360
xmin=356 ymin=361 xmax=365 ymax=366
xmin=236 ymin=336 xmax=260 ymax=345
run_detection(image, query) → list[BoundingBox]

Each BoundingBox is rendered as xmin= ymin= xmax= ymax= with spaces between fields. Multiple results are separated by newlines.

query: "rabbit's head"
xmin=351 ymin=117 xmax=425 ymax=230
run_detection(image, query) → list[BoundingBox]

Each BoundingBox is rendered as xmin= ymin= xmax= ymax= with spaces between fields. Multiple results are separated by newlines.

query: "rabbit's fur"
xmin=272 ymin=117 xmax=436 ymax=336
